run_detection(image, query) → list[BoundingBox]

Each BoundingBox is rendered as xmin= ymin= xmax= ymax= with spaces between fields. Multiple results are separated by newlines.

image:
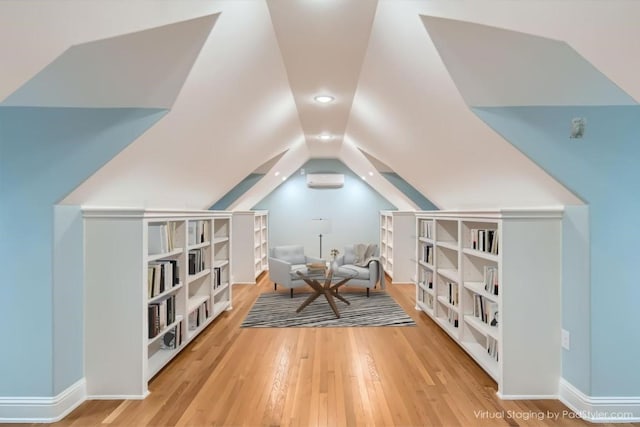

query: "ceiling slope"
xmin=55 ymin=1 xmax=305 ymax=208
xmin=266 ymin=0 xmax=378 ymax=158
xmin=345 ymin=1 xmax=584 ymax=210
xmin=2 ymin=14 xmax=218 ymax=108
xmin=421 ymin=16 xmax=636 ymax=107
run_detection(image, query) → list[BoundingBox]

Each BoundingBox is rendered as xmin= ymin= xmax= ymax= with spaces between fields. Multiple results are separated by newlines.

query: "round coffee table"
xmin=295 ymin=266 xmax=359 ymax=318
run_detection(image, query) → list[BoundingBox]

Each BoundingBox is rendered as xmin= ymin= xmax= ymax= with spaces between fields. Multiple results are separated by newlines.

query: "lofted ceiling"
xmin=2 ymin=0 xmax=640 ymax=210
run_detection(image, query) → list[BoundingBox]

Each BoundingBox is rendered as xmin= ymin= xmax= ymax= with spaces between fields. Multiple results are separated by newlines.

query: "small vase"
xmin=331 ymin=259 xmax=339 ymax=271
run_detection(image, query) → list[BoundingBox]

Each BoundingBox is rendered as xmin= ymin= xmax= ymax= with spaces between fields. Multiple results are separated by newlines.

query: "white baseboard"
xmin=0 ymin=378 xmax=86 ymax=423
xmin=497 ymin=393 xmax=558 ymax=400
xmin=559 ymin=378 xmax=640 ymax=423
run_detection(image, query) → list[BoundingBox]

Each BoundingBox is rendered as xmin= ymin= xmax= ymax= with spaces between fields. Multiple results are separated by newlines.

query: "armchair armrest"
xmin=368 ymin=259 xmax=380 ymax=285
xmin=269 ymin=257 xmax=293 ymax=285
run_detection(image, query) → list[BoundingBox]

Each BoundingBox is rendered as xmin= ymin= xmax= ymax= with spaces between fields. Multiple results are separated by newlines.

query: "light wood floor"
xmin=37 ymin=275 xmax=636 ymax=426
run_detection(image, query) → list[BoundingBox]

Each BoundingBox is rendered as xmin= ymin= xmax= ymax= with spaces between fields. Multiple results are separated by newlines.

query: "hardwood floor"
xmin=38 ymin=275 xmax=635 ymax=426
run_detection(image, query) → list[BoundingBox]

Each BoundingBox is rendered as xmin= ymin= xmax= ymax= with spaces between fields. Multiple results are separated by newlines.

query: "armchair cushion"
xmin=334 ymin=243 xmax=384 ymax=289
xmin=272 ymin=245 xmax=306 ymax=265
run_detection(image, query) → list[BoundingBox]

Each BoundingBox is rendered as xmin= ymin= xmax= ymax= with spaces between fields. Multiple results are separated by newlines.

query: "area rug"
xmin=241 ymin=292 xmax=416 ymax=328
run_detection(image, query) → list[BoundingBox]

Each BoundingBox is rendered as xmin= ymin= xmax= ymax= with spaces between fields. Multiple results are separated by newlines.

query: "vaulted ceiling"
xmin=2 ymin=0 xmax=639 ymax=210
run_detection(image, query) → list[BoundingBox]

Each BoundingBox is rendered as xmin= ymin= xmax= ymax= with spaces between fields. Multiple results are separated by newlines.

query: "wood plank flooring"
xmin=35 ymin=275 xmax=637 ymax=426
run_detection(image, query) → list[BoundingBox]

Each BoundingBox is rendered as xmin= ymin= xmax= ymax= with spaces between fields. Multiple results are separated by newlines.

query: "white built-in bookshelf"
xmin=379 ymin=210 xmax=415 ymax=283
xmin=415 ymin=209 xmax=562 ymax=398
xmin=83 ymin=209 xmax=232 ymax=398
xmin=231 ymin=210 xmax=268 ymax=284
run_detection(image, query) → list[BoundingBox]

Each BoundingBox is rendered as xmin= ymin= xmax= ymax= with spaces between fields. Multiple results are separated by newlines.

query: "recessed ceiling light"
xmin=318 ymin=134 xmax=333 ymax=141
xmin=314 ymin=95 xmax=334 ymax=104
xmin=368 ymin=171 xmax=374 ymax=176
xmin=282 ymin=176 xmax=287 ymax=181
xmin=274 ymin=171 xmax=280 ymax=177
xmin=361 ymin=176 xmax=366 ymax=180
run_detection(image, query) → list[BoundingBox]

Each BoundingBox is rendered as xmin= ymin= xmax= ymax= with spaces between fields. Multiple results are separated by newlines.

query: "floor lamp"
xmin=311 ymin=218 xmax=331 ymax=258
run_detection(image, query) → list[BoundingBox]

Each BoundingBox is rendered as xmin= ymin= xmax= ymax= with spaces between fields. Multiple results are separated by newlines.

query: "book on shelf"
xmin=148 ymin=295 xmax=177 ymax=338
xmin=421 ymin=243 xmax=433 ymax=264
xmin=473 ymin=295 xmax=499 ymax=327
xmin=188 ymin=220 xmax=208 ymax=246
xmin=188 ymin=248 xmax=206 ymax=275
xmin=213 ymin=267 xmax=221 ymax=288
xmin=447 ymin=282 xmax=459 ymax=306
xmin=148 ymin=260 xmax=179 ymax=298
xmin=447 ymin=308 xmax=459 ymax=328
xmin=487 ymin=336 xmax=499 ymax=361
xmin=188 ymin=301 xmax=209 ymax=330
xmin=420 ymin=221 xmax=433 ymax=239
xmin=483 ymin=265 xmax=499 ymax=295
xmin=470 ymin=228 xmax=499 ymax=255
xmin=149 ymin=223 xmax=176 ymax=255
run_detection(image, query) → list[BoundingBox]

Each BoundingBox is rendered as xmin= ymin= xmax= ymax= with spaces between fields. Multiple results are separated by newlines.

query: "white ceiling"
xmin=3 ymin=0 xmax=640 ymax=210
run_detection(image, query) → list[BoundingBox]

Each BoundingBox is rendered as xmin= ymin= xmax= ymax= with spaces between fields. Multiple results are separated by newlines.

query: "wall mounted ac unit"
xmin=306 ymin=173 xmax=344 ymax=188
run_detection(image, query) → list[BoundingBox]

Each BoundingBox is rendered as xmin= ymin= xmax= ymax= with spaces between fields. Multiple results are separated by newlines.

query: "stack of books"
xmin=306 ymin=262 xmax=326 ymax=273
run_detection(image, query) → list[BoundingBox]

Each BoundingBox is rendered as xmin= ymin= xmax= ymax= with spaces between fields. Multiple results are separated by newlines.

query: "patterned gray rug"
xmin=241 ymin=292 xmax=416 ymax=328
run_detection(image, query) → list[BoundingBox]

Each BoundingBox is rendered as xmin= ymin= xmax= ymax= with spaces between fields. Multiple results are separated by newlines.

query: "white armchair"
xmin=333 ymin=244 xmax=383 ymax=297
xmin=268 ymin=245 xmax=324 ymax=297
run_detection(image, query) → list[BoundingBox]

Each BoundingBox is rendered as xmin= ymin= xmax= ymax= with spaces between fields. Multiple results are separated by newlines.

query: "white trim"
xmin=559 ymin=378 xmax=640 ymax=423
xmin=415 ymin=207 xmax=564 ymax=220
xmin=497 ymin=393 xmax=558 ymax=400
xmin=0 ymin=378 xmax=86 ymax=423
xmin=88 ymin=393 xmax=148 ymax=400
xmin=82 ymin=207 xmax=232 ymax=219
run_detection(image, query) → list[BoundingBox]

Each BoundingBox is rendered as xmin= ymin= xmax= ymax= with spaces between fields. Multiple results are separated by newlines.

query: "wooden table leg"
xmin=296 ymin=290 xmax=322 ymax=313
xmin=323 ymin=289 xmax=341 ymax=318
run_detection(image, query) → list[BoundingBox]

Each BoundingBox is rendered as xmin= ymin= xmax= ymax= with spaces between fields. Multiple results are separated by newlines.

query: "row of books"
xmin=418 ymin=289 xmax=434 ymax=309
xmin=148 ymin=223 xmax=177 ymax=255
xmin=188 ymin=301 xmax=209 ymax=331
xmin=160 ymin=323 xmax=183 ymax=350
xmin=148 ymin=260 xmax=179 ymax=298
xmin=469 ymin=228 xmax=499 ymax=255
xmin=418 ymin=270 xmax=433 ymax=290
xmin=420 ymin=243 xmax=434 ymax=264
xmin=148 ymin=295 xmax=177 ymax=338
xmin=188 ymin=220 xmax=208 ymax=246
xmin=188 ymin=248 xmax=207 ymax=275
xmin=472 ymin=294 xmax=499 ymax=327
xmin=447 ymin=308 xmax=459 ymax=328
xmin=483 ymin=265 xmax=499 ymax=295
xmin=419 ymin=220 xmax=433 ymax=239
xmin=446 ymin=282 xmax=459 ymax=306
xmin=213 ymin=267 xmax=223 ymax=289
xmin=487 ymin=336 xmax=499 ymax=362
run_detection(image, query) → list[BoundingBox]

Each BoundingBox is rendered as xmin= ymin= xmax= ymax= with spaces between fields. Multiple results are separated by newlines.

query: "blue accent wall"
xmin=253 ymin=159 xmax=396 ymax=258
xmin=210 ymin=173 xmax=265 ymax=210
xmin=381 ymin=172 xmax=438 ymax=210
xmin=474 ymin=106 xmax=640 ymax=397
xmin=0 ymin=107 xmax=167 ymax=396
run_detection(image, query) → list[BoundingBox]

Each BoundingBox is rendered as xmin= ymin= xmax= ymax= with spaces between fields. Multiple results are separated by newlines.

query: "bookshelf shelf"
xmin=231 ymin=211 xmax=269 ymax=284
xmin=147 ymin=248 xmax=183 ymax=262
xmin=462 ymin=247 xmax=499 ymax=262
xmin=188 ymin=241 xmax=211 ymax=250
xmin=415 ymin=209 xmax=562 ymax=398
xmin=188 ymin=295 xmax=210 ymax=313
xmin=148 ymin=283 xmax=183 ymax=304
xmin=464 ymin=314 xmax=499 ymax=340
xmin=84 ymin=209 xmax=232 ymax=399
